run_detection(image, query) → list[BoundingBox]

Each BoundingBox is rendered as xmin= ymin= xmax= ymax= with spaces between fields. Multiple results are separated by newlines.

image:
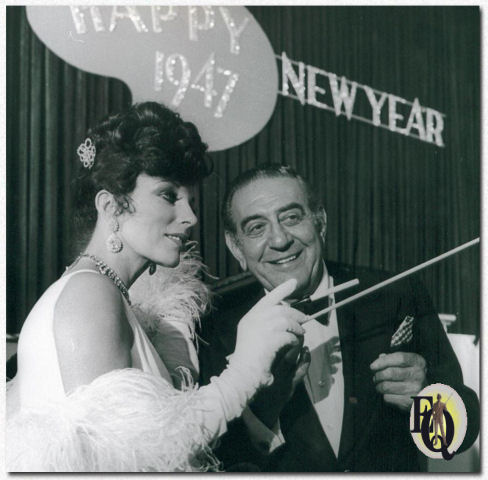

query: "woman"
xmin=6 ymin=102 xmax=306 ymax=472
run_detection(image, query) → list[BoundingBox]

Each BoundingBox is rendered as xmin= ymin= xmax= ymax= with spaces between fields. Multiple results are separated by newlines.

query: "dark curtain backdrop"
xmin=7 ymin=6 xmax=480 ymax=337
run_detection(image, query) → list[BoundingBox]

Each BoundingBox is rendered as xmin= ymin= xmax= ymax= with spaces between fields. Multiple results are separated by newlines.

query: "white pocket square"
xmin=390 ymin=315 xmax=414 ymax=347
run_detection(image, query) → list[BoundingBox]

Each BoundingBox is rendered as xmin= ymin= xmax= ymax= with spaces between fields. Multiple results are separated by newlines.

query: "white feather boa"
xmin=7 ymin=369 xmax=220 ymax=472
xmin=129 ymin=247 xmax=213 ymax=383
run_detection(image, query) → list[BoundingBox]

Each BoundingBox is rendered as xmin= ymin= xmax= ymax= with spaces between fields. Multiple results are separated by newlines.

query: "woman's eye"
xmin=161 ymin=191 xmax=178 ymax=204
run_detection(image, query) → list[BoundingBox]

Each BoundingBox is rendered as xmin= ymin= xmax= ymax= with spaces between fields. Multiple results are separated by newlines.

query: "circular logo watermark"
xmin=409 ymin=383 xmax=467 ymax=460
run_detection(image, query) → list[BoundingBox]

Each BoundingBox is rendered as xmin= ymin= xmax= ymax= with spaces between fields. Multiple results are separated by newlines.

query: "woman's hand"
xmin=230 ymin=279 xmax=308 ymax=385
xmin=197 ymin=280 xmax=308 ymax=440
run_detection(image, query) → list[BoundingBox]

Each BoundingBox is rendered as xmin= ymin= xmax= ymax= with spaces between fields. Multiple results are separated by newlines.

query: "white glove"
xmin=229 ymin=278 xmax=307 ymax=386
xmin=199 ymin=278 xmax=308 ymax=441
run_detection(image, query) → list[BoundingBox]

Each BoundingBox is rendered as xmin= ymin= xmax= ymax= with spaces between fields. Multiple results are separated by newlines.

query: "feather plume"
xmin=130 ymin=245 xmax=212 ymax=341
xmin=7 ymin=369 xmax=221 ymax=472
xmin=129 ymin=246 xmax=214 ymax=382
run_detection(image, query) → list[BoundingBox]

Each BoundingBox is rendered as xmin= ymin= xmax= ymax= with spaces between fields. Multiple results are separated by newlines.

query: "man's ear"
xmin=316 ymin=207 xmax=327 ymax=242
xmin=225 ymin=231 xmax=248 ymax=271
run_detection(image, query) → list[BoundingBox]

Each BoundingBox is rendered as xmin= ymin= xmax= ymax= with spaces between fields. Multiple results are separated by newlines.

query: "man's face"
xmin=226 ymin=176 xmax=326 ymax=301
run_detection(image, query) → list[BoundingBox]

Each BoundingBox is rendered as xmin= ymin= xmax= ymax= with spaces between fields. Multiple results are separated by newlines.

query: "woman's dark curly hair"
xmin=72 ymin=102 xmax=212 ymax=247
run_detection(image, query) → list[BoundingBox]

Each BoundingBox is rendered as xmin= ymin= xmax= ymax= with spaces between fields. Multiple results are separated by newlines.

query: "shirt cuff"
xmin=241 ymin=406 xmax=285 ymax=454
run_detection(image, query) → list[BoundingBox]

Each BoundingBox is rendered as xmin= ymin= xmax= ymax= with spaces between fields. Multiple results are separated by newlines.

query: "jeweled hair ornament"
xmin=77 ymin=137 xmax=96 ymax=169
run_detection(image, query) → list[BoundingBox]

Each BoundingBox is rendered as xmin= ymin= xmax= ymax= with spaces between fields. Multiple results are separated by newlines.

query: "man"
xmin=199 ymin=165 xmax=479 ymax=472
xmin=432 ymin=393 xmax=448 ymax=447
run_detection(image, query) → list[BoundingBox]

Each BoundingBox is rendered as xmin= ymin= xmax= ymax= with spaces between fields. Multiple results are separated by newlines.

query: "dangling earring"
xmin=148 ymin=263 xmax=156 ymax=275
xmin=106 ymin=217 xmax=123 ymax=253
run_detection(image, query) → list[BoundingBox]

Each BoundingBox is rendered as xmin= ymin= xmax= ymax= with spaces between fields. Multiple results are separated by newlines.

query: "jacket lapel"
xmin=331 ymin=267 xmax=360 ymax=462
xmin=331 ymin=266 xmax=395 ymax=465
xmin=280 ymin=382 xmax=340 ymax=471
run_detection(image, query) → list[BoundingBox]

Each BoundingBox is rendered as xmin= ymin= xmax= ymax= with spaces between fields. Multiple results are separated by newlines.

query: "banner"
xmin=27 ymin=5 xmax=445 ymax=150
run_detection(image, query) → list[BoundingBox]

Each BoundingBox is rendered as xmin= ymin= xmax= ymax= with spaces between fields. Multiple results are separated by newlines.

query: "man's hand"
xmin=249 ymin=339 xmax=311 ymax=429
xmin=370 ymin=352 xmax=427 ymax=412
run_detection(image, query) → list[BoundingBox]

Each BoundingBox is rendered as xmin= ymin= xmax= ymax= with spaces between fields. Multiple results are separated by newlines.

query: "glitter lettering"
xmin=388 ymin=94 xmax=407 ymax=133
xmin=191 ymin=52 xmax=217 ymax=108
xmin=363 ymin=86 xmax=388 ymax=126
xmin=154 ymin=51 xmax=165 ymax=91
xmin=425 ymin=108 xmax=445 ymax=147
xmin=306 ymin=65 xmax=330 ymax=109
xmin=188 ymin=6 xmax=215 ymax=41
xmin=151 ymin=6 xmax=177 ymax=33
xmin=215 ymin=68 xmax=239 ymax=117
xmin=329 ymin=75 xmax=358 ymax=120
xmin=109 ymin=6 xmax=148 ymax=33
xmin=281 ymin=52 xmax=306 ymax=105
xmin=70 ymin=6 xmax=105 ymax=34
xmin=219 ymin=7 xmax=250 ymax=55
xmin=165 ymin=53 xmax=191 ymax=106
xmin=404 ymin=98 xmax=426 ymax=140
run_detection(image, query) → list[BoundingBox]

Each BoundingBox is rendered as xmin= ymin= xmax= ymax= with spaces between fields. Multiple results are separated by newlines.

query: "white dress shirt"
xmin=302 ymin=269 xmax=344 ymax=457
xmin=243 ymin=266 xmax=345 ymax=457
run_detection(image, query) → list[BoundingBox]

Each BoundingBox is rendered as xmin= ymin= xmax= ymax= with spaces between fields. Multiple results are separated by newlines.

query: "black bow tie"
xmin=291 ymin=295 xmax=331 ymax=325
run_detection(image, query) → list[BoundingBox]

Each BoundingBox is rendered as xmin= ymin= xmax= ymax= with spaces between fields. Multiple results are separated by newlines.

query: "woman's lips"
xmin=165 ymin=233 xmax=188 ymax=247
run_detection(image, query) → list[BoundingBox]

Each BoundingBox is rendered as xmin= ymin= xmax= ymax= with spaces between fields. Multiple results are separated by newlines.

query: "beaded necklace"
xmin=77 ymin=253 xmax=131 ymax=305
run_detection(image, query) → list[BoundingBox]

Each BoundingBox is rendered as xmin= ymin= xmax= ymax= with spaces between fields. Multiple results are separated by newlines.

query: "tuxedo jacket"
xmin=199 ymin=262 xmax=479 ymax=472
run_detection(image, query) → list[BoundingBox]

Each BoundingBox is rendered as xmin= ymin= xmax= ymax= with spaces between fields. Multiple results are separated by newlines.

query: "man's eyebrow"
xmin=239 ymin=203 xmax=305 ymax=230
xmin=276 ymin=202 xmax=305 ymax=214
xmin=240 ymin=214 xmax=264 ymax=231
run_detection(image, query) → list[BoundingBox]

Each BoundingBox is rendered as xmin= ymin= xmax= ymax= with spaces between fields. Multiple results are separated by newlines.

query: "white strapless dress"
xmin=13 ymin=270 xmax=172 ymax=410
